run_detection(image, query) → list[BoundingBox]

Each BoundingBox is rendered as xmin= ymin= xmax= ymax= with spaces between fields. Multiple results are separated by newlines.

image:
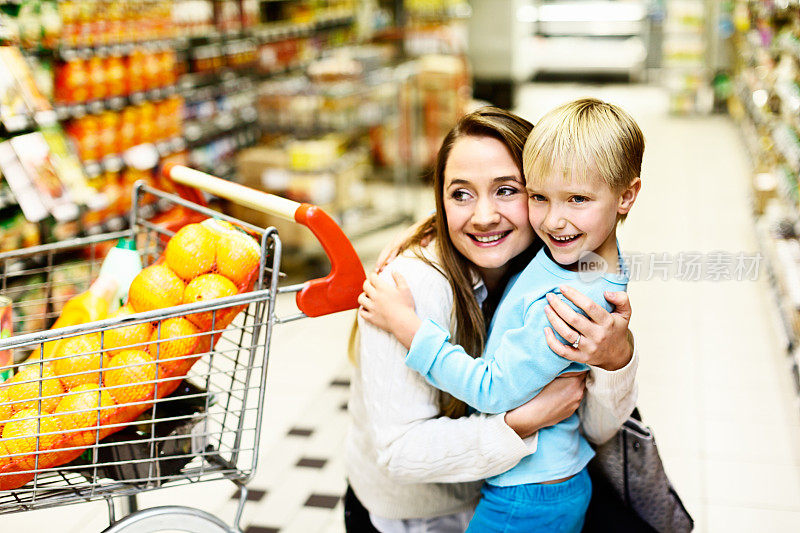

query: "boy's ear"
xmin=617 ymin=177 xmax=641 ymax=215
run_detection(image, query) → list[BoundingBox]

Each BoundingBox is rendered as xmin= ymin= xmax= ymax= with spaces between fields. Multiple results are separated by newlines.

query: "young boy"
xmin=360 ymin=98 xmax=643 ymax=532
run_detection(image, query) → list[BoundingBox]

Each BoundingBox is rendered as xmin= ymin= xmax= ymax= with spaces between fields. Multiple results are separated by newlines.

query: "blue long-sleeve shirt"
xmin=405 ymin=245 xmax=628 ymax=486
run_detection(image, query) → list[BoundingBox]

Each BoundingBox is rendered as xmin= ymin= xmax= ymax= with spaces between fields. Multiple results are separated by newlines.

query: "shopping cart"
xmin=0 ymin=165 xmax=366 ymax=532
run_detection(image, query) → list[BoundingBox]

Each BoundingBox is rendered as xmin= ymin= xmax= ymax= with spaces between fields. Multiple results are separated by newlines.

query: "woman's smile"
xmin=469 ymin=230 xmax=512 ymax=245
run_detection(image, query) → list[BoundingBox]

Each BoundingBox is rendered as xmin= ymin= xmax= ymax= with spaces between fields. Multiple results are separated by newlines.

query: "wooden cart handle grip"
xmin=165 ymin=164 xmax=365 ymax=317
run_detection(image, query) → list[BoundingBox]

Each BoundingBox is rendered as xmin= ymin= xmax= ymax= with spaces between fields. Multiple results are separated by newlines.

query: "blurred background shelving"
xmin=729 ymin=0 xmax=800 ymax=395
xmin=0 ymin=0 xmax=475 ymax=278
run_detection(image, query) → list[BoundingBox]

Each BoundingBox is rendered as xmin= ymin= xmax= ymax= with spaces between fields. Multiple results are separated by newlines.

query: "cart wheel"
xmin=102 ymin=506 xmax=237 ymax=533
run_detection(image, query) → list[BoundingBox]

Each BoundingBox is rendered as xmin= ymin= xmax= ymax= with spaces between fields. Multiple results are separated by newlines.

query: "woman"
xmin=344 ymin=107 xmax=636 ymax=532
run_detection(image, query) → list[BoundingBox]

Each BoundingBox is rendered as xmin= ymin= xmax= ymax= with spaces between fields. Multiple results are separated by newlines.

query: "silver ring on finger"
xmin=571 ymin=334 xmax=581 ymax=349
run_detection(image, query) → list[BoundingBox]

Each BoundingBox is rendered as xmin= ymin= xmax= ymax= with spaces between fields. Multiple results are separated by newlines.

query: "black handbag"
xmin=583 ymin=409 xmax=694 ymax=533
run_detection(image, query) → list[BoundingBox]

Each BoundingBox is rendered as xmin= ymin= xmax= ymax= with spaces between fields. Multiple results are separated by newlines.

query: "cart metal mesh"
xmin=0 ymin=184 xmax=283 ymax=515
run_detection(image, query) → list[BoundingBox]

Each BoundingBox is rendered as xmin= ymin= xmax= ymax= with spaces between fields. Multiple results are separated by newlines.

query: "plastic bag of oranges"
xmin=0 ymin=219 xmax=262 ymax=490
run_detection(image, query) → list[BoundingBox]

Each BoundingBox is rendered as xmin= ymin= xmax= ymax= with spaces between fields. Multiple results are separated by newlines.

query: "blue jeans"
xmin=465 ymin=468 xmax=592 ymax=533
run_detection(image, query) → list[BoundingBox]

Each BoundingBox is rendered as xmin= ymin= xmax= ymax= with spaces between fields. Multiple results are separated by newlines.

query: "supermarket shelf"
xmin=755 ymin=217 xmax=800 ymax=345
xmin=754 ymin=215 xmax=800 ymax=397
xmin=2 ymin=109 xmax=58 ymax=134
xmin=406 ymin=5 xmax=472 ymax=23
xmin=82 ymin=137 xmax=186 ymax=179
xmin=179 ymin=69 xmax=254 ymax=93
xmin=184 ymin=108 xmax=259 ymax=148
xmin=735 ymin=74 xmax=800 ymax=214
xmin=251 ymin=13 xmax=356 ymax=43
xmin=54 ymin=86 xmax=180 ymax=121
xmin=175 ymin=30 xmax=252 ymax=47
xmin=188 ymin=125 xmax=261 ymax=180
xmin=736 ymin=2 xmax=800 ymax=402
xmin=54 ymin=39 xmax=181 ymax=57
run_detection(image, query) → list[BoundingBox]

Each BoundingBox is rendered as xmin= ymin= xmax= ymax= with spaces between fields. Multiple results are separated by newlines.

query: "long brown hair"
xmin=411 ymin=107 xmax=534 ymax=418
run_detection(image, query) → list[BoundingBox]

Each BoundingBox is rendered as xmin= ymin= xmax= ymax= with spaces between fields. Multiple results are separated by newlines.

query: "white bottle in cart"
xmin=97 ymin=237 xmax=142 ymax=310
xmin=30 ymin=238 xmax=143 ymax=361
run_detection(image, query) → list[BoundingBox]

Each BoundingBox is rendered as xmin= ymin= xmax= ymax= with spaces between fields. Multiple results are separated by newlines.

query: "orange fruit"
xmin=165 ymin=223 xmax=217 ymax=281
xmin=182 ymin=274 xmax=238 ymax=330
xmin=53 ymin=334 xmax=110 ymax=389
xmin=104 ymin=304 xmax=154 ymax=355
xmin=148 ymin=318 xmax=199 ymax=367
xmin=0 ymin=387 xmax=12 ymax=427
xmin=28 ymin=338 xmax=62 ymax=362
xmin=0 ymin=438 xmax=10 ymax=468
xmin=4 ymin=366 xmax=64 ymax=414
xmin=215 ymin=229 xmax=260 ymax=287
xmin=103 ymin=350 xmax=159 ymax=406
xmin=27 ymin=291 xmax=111 ymax=362
xmin=53 ymin=384 xmax=116 ymax=447
xmin=128 ymin=264 xmax=185 ymax=313
xmin=1 ymin=408 xmax=62 ymax=470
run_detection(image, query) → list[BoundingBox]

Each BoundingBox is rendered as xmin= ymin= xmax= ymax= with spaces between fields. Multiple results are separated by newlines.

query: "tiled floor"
xmin=4 ymin=84 xmax=800 ymax=531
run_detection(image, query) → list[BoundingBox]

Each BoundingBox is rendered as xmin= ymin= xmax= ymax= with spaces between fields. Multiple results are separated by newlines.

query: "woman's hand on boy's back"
xmin=504 ymin=372 xmax=587 ymax=438
xmin=542 ymin=286 xmax=633 ymax=371
xmin=358 ymin=271 xmax=421 ymax=349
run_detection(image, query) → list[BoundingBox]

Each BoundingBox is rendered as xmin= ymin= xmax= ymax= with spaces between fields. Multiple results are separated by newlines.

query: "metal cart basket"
xmin=0 ymin=165 xmax=365 ymax=532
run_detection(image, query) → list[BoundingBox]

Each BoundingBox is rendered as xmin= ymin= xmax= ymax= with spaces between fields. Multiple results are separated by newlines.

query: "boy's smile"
xmin=527 ymin=168 xmax=637 ymax=272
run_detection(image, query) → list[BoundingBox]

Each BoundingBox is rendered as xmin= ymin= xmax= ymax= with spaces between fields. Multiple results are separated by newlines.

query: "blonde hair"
xmin=523 ymin=98 xmax=644 ymax=214
xmin=349 ymin=107 xmax=534 ymax=419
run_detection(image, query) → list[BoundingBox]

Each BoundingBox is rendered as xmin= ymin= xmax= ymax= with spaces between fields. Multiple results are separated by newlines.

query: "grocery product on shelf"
xmin=257 ymin=52 xmax=398 ymax=135
xmin=172 ymin=0 xmax=215 ymax=37
xmin=0 ymin=141 xmax=49 ymax=222
xmin=0 ymin=53 xmax=34 ymax=132
xmin=40 ymin=124 xmax=105 ymax=209
xmin=64 ymin=97 xmax=185 ymax=164
xmin=0 ymin=211 xmax=40 ymax=253
xmin=0 ymin=46 xmax=54 ymax=131
xmin=1 ymin=0 xmax=61 ymax=49
xmin=54 ymin=46 xmax=178 ymax=106
xmin=0 ymin=46 xmax=53 ymax=119
xmin=417 ymin=53 xmax=468 ymax=166
xmin=10 ymin=132 xmax=78 ymax=222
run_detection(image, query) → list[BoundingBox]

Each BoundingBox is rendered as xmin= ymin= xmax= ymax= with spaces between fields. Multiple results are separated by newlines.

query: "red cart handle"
xmin=164 ymin=164 xmax=365 ymax=317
